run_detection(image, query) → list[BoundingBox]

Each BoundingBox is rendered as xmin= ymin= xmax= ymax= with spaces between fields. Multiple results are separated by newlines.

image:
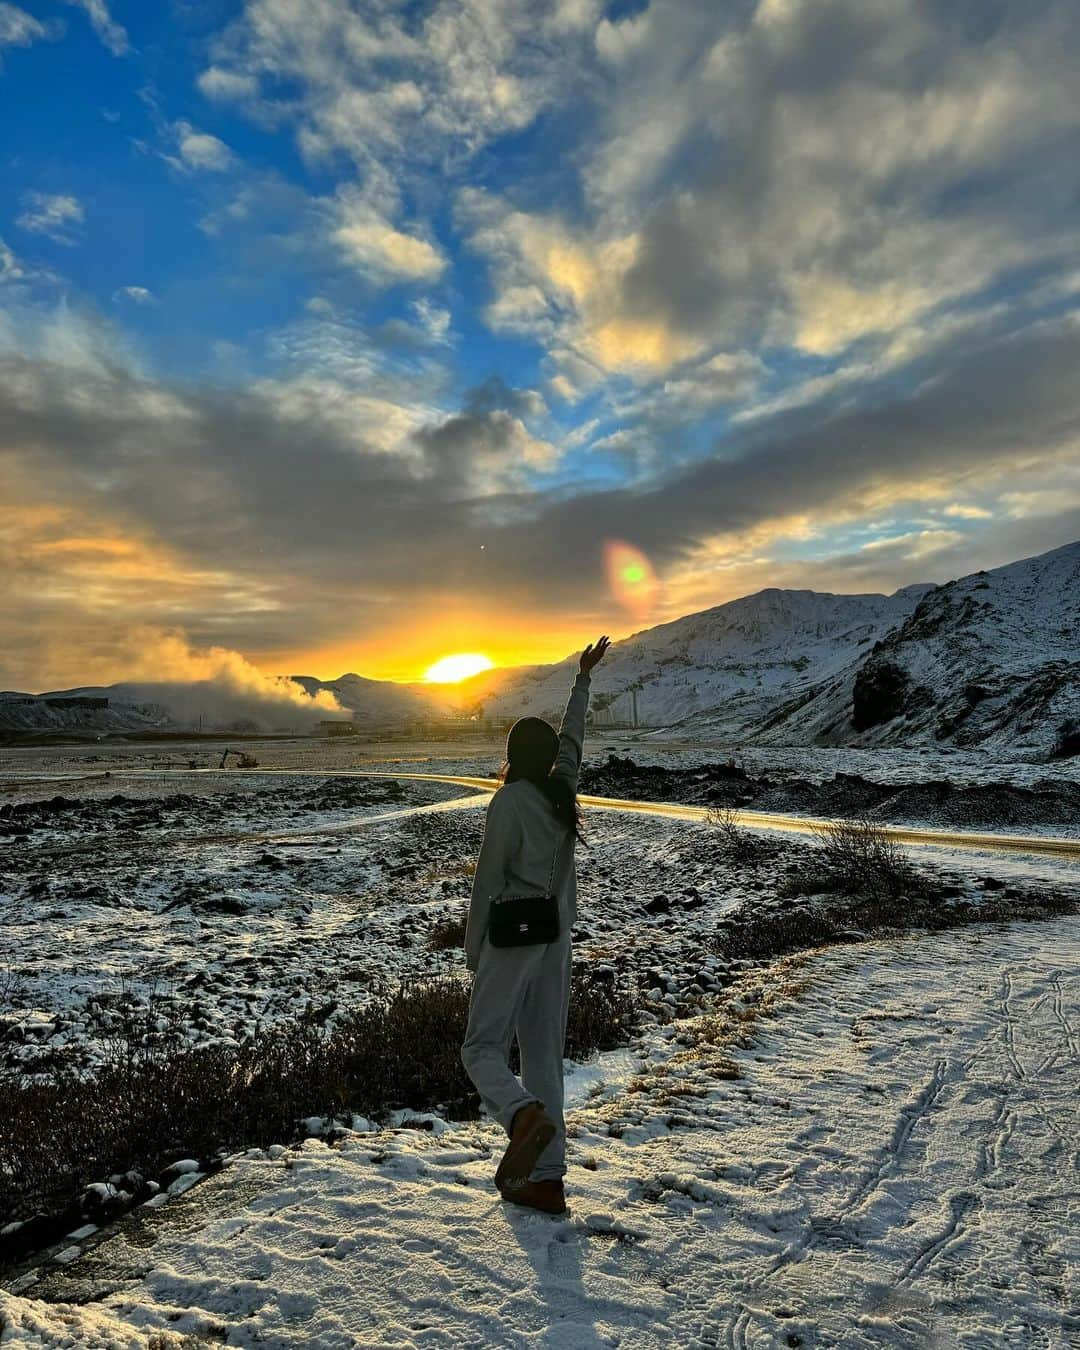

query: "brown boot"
xmin=494 ymin=1102 xmax=557 ymax=1194
xmin=498 ymin=1178 xmax=567 ymax=1215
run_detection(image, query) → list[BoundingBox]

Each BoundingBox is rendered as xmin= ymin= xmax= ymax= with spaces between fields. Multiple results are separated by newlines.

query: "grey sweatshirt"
xmin=464 ymin=670 xmax=591 ymax=971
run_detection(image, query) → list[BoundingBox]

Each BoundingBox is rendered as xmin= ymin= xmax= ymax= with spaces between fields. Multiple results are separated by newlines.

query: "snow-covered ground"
xmin=0 ymin=783 xmax=729 ymax=1073
xmin=2 ymin=919 xmax=1076 ymax=1347
xmin=3 ymin=762 xmax=1074 ymax=1079
xmin=4 ymin=780 xmax=846 ymax=1075
xmin=4 ymin=729 xmax=1080 ymax=797
xmin=2 ymin=742 xmax=1076 ymax=1345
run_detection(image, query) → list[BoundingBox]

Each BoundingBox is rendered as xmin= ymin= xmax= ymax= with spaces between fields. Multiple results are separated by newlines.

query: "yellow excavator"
xmin=220 ymin=748 xmax=259 ymax=768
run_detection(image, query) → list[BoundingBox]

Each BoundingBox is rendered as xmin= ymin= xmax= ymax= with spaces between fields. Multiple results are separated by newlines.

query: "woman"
xmin=460 ymin=635 xmax=611 ymax=1215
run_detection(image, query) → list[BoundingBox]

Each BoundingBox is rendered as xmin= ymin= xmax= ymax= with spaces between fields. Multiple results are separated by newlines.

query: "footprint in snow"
xmin=580 ymin=1212 xmax=649 ymax=1242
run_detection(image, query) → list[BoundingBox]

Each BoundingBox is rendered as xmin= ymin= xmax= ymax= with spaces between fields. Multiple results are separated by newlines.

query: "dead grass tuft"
xmin=703 ymin=803 xmax=774 ymax=865
xmin=0 ymin=967 xmax=634 ymax=1254
xmin=810 ymin=815 xmax=919 ymax=898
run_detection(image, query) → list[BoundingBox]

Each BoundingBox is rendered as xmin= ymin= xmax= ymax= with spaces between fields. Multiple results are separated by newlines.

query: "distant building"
xmin=316 ymin=720 xmax=357 ymax=736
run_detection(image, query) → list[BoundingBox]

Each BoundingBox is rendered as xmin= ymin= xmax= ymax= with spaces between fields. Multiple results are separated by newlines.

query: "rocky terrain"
xmin=580 ymin=753 xmax=1080 ymax=831
xmin=0 ymin=767 xmax=1076 ymax=1345
xmin=754 ymin=539 xmax=1080 ymax=756
xmin=0 ymin=776 xmax=460 ymax=845
xmin=2 ymin=772 xmax=1074 ymax=1086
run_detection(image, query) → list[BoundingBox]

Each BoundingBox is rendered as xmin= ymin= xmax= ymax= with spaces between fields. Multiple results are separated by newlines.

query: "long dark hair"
xmin=497 ymin=716 xmax=588 ymax=847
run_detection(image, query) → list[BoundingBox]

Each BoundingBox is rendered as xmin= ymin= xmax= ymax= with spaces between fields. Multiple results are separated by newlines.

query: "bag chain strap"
xmin=542 ymin=829 xmax=564 ymax=895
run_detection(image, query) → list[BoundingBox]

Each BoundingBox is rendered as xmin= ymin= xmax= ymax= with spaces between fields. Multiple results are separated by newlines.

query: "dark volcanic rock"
xmin=852 ymin=657 xmax=913 ymax=731
xmin=581 ymin=756 xmax=1080 ymax=830
xmin=0 ymin=776 xmax=423 ymax=841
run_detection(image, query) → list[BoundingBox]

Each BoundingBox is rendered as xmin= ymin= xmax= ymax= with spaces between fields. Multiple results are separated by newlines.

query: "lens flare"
xmin=603 ymin=539 xmax=660 ymax=620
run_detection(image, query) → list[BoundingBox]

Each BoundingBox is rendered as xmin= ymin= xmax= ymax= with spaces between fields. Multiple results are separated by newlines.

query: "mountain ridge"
xmin=4 ymin=541 xmax=1077 ymax=755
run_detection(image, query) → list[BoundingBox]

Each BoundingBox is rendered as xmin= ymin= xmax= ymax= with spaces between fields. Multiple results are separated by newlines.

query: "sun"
xmin=422 ymin=652 xmax=494 ymax=683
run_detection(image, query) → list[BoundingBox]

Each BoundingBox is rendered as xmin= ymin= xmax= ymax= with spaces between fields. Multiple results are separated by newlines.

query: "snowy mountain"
xmin=0 ymin=688 xmax=170 ymax=735
xmin=6 ymin=542 xmax=1076 ymax=752
xmin=0 ymin=673 xmax=449 ymax=736
xmin=457 ymin=585 xmax=932 ymax=734
xmin=752 ymin=541 xmax=1080 ymax=755
xmin=457 ymin=541 xmax=1079 ymax=757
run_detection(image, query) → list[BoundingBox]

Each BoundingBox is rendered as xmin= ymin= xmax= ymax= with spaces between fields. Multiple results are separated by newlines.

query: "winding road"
xmin=2 ymin=766 xmax=1079 ymax=862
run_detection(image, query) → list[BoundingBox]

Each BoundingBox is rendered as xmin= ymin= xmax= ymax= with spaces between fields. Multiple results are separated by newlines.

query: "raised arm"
xmin=464 ymin=788 xmax=522 ymax=971
xmin=551 ymin=635 xmax=610 ymax=791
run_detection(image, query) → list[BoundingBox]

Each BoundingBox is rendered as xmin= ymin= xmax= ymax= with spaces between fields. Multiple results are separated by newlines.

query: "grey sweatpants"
xmin=460 ymin=932 xmax=572 ymax=1182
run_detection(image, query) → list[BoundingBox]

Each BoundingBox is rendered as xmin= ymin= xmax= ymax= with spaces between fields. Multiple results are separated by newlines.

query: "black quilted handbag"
xmin=488 ymin=833 xmax=564 ymax=948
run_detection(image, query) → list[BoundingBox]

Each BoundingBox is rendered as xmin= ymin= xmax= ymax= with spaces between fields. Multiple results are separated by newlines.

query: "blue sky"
xmin=2 ymin=0 xmax=1079 ymax=688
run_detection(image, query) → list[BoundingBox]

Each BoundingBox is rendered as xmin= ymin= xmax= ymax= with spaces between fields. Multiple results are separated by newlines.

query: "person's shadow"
xmin=503 ymin=1202 xmax=601 ymax=1346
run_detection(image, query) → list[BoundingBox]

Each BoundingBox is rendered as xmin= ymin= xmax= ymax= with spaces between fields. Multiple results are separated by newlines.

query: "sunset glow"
xmin=1 ymin=1 xmax=1077 ymax=697
xmin=422 ymin=653 xmax=494 ymax=684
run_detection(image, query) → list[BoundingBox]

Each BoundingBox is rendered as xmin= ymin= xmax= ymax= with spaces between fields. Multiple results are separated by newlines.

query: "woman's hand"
xmin=579 ymin=635 xmax=611 ymax=674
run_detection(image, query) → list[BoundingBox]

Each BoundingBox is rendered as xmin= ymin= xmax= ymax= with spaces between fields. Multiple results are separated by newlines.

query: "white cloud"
xmin=595 ymin=9 xmax=653 ymax=65
xmin=112 ymin=285 xmax=156 ymax=306
xmin=861 ymin=529 xmax=966 ymax=561
xmin=0 ymin=3 xmax=56 ymax=51
xmin=548 ymin=0 xmax=600 ymax=35
xmin=64 ymin=0 xmax=128 ymax=56
xmin=604 ymin=2 xmax=1076 ymax=353
xmin=943 ymin=503 xmax=993 ymax=520
xmin=410 ymin=297 xmax=451 ymax=345
xmin=1000 ymin=484 xmax=1080 ymax=520
xmin=330 ymin=189 xmax=445 ymax=284
xmin=458 ymin=189 xmax=706 ymax=376
xmin=254 ymin=375 xmax=433 ymax=457
xmin=414 ymin=407 xmax=562 ymax=495
xmin=0 ymin=236 xmax=26 ymax=283
xmin=261 ymin=310 xmax=448 ymax=446
xmin=197 ymin=65 xmax=258 ymax=102
xmin=16 ymin=192 xmax=84 ymax=245
xmin=546 ymin=347 xmax=605 ymax=399
xmin=455 ymin=0 xmax=1079 ymax=395
xmin=658 ymin=351 xmax=767 ymax=409
xmin=173 ymin=121 xmax=235 ymax=173
xmin=202 ymin=0 xmax=1080 ymax=399
xmin=560 ymin=415 xmax=601 ymax=448
xmin=197 ymin=0 xmax=595 ymax=176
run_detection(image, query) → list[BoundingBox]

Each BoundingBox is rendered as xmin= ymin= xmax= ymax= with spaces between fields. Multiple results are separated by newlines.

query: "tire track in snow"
xmin=686 ymin=934 xmax=1076 ymax=1343
xmin=1050 ymin=973 xmax=1079 ymax=1060
xmin=995 ymin=969 xmax=1073 ymax=1155
xmin=975 ymin=1093 xmax=1016 ymax=1181
xmin=895 ymin=1190 xmax=981 ymax=1285
xmin=718 ymin=953 xmax=1073 ymax=1338
xmin=717 ymin=1058 xmax=952 ymax=1345
xmin=724 ymin=1305 xmax=751 ymax=1350
xmin=998 ymin=971 xmax=1026 ymax=1080
xmin=1035 ymin=972 xmax=1078 ymax=1073
xmin=839 ymin=1057 xmax=950 ymax=1219
xmin=894 ymin=958 xmax=1077 ymax=1307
